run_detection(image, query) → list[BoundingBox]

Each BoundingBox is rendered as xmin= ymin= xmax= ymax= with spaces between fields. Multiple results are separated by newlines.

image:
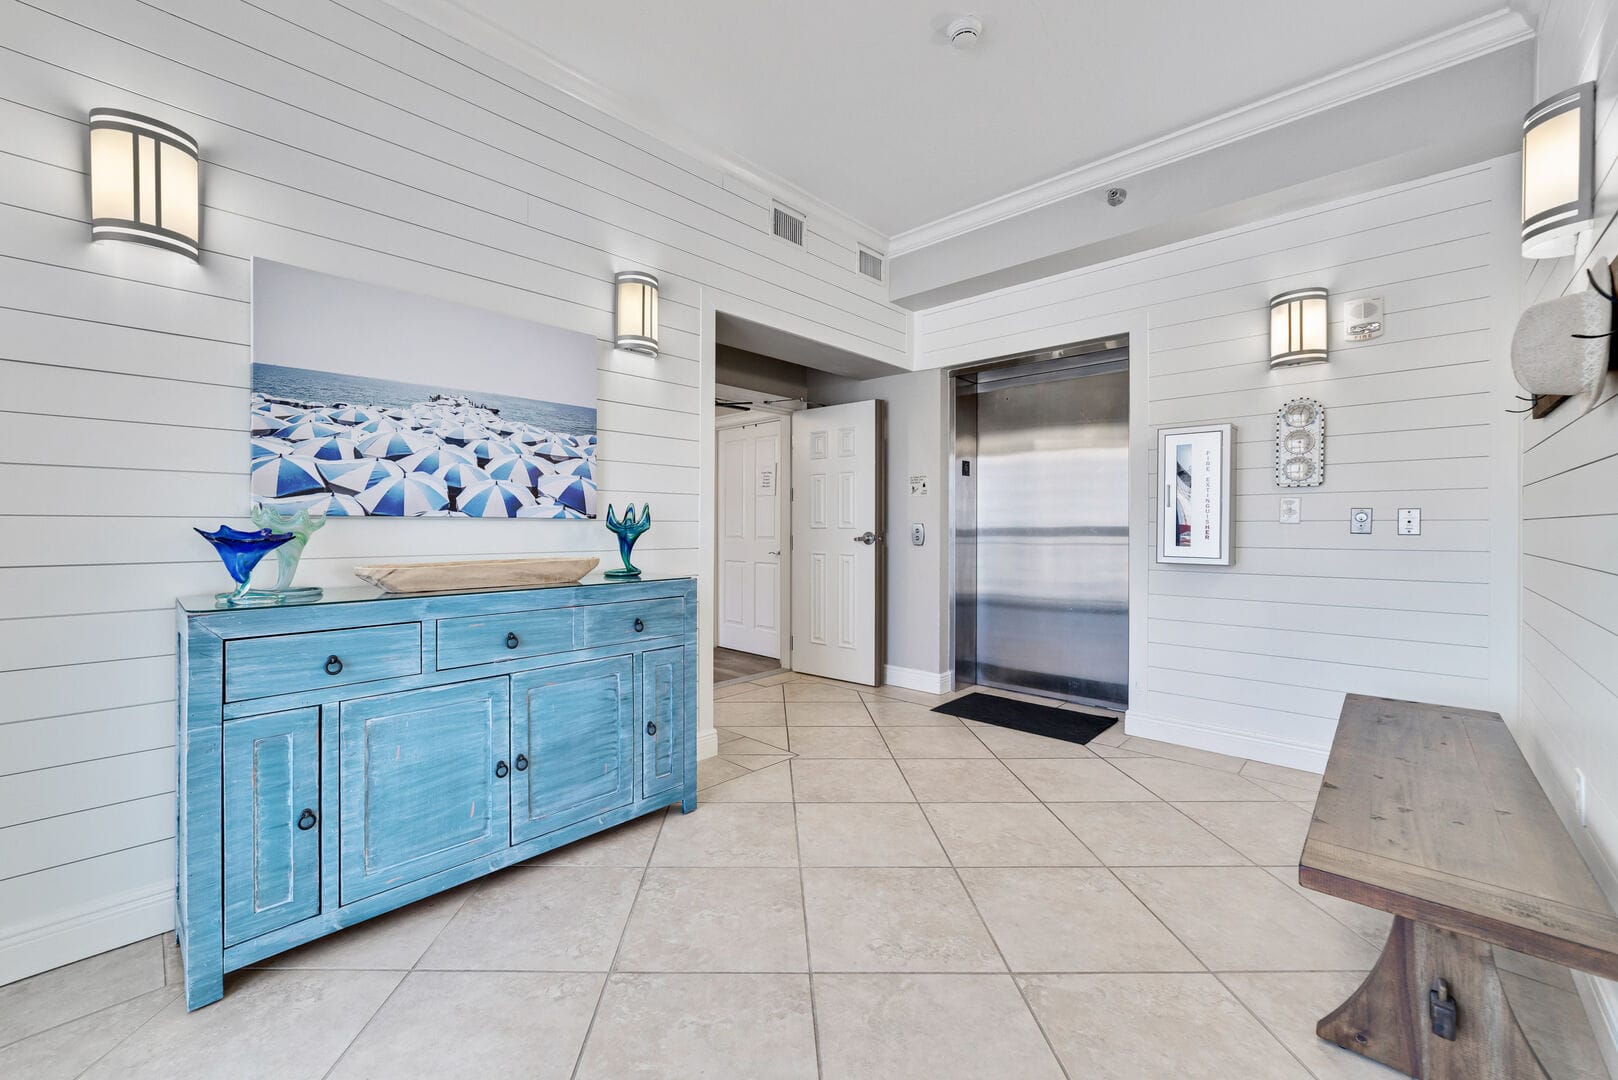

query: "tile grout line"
xmin=879 ymin=716 xmax=1074 ymax=1080
xmin=565 ymin=808 xmax=666 ymax=1080
xmin=788 ymin=748 xmax=826 ymax=1080
xmin=1209 ymin=970 xmax=1334 ymax=1080
xmin=318 ymin=868 xmax=478 ymax=1079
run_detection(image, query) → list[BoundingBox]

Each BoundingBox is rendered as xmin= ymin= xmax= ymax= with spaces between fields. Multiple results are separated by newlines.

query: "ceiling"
xmin=440 ymin=0 xmax=1510 ymax=238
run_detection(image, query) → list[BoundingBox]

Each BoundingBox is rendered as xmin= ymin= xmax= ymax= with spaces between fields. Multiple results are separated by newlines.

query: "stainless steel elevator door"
xmin=966 ymin=366 xmax=1129 ymax=707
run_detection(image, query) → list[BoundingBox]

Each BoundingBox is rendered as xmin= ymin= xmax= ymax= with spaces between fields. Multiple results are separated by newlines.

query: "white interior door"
xmin=717 ymin=419 xmax=784 ymax=657
xmin=790 ymin=401 xmax=882 ymax=685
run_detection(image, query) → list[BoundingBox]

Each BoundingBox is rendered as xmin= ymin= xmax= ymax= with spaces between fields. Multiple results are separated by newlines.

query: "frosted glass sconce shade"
xmin=89 ymin=108 xmax=200 ymax=259
xmin=614 ymin=271 xmax=659 ymax=356
xmin=1269 ymin=287 xmax=1329 ymax=367
xmin=1521 ymin=82 xmax=1595 ymax=260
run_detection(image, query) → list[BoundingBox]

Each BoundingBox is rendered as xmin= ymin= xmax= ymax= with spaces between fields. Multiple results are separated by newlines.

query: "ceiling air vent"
xmin=858 ymin=247 xmax=884 ymax=281
xmin=772 ymin=203 xmax=805 ymax=246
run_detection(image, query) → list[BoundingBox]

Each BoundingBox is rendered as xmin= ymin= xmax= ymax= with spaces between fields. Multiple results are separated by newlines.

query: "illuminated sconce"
xmin=1521 ymin=82 xmax=1595 ymax=259
xmin=89 ymin=108 xmax=200 ymax=259
xmin=1269 ymin=287 xmax=1328 ymax=367
xmin=614 ymin=271 xmax=659 ymax=356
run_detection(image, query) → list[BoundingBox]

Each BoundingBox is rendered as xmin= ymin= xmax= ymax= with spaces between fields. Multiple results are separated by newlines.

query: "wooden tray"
xmin=354 ymin=556 xmax=600 ymax=594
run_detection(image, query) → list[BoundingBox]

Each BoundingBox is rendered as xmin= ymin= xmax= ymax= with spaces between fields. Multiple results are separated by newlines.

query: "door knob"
xmin=852 ymin=531 xmax=880 ymax=545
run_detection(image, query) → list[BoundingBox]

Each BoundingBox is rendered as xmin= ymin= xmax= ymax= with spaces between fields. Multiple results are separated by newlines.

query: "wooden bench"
xmin=1300 ymin=693 xmax=1618 ymax=1079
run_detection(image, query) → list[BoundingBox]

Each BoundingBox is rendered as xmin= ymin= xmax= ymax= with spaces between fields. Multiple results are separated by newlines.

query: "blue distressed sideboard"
xmin=174 ymin=574 xmax=698 ymax=1010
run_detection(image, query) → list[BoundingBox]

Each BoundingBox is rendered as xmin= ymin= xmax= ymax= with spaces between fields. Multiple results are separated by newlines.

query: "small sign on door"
xmin=909 ymin=474 xmax=929 ymax=496
xmin=756 ymin=467 xmax=776 ymax=496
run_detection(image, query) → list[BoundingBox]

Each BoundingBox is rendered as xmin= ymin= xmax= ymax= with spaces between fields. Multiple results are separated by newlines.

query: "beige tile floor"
xmin=1 ymin=673 xmax=1611 ymax=1079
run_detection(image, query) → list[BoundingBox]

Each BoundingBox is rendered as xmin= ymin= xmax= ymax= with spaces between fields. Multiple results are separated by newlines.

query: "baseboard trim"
xmin=882 ymin=665 xmax=952 ymax=695
xmin=1124 ymin=709 xmax=1329 ymax=773
xmin=1574 ymin=971 xmax=1618 ymax=1077
xmin=0 ymin=883 xmax=173 ymax=987
xmin=696 ymin=727 xmax=720 ymax=762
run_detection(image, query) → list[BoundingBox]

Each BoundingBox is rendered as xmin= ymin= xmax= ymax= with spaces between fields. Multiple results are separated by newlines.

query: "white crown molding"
xmin=375 ymin=0 xmax=892 ymax=250
xmin=888 ymin=8 xmax=1534 ymax=256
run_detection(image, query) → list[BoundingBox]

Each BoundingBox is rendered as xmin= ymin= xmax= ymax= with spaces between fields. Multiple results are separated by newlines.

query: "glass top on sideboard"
xmin=178 ymin=569 xmax=695 ymax=613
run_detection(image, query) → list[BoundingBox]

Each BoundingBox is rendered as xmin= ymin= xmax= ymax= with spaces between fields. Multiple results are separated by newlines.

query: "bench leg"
xmin=1317 ymin=916 xmax=1549 ymax=1079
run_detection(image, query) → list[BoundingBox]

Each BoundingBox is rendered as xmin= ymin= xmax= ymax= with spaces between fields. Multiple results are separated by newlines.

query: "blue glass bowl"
xmin=195 ymin=526 xmax=295 ymax=605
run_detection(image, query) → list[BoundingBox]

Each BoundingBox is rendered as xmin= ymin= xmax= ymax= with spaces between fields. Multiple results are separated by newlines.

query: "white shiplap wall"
xmin=915 ymin=159 xmax=1523 ymax=770
xmin=0 ymin=0 xmax=906 ymax=983
xmin=1517 ymin=0 xmax=1618 ymax=953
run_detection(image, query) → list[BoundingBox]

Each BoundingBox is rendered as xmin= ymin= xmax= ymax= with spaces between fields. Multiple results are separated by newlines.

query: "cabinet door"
xmin=223 ymin=708 xmax=321 ymax=946
xmin=640 ymin=646 xmax=688 ymax=800
xmin=339 ymin=679 xmax=510 ymax=904
xmin=510 ymin=655 xmax=635 ymax=843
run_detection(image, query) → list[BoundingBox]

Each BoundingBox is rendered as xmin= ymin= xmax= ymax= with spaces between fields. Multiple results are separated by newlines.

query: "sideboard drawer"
xmin=578 ymin=598 xmax=686 ymax=648
xmin=224 ymin=623 xmax=422 ymax=702
xmin=436 ymin=608 xmax=577 ymax=670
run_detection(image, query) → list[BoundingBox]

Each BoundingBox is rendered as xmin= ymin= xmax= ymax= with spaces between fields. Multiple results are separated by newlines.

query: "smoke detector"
xmin=946 ymin=15 xmax=983 ymax=48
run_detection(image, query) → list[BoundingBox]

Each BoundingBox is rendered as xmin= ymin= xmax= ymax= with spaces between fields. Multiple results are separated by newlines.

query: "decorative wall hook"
xmin=1509 ymin=258 xmax=1618 ymax=419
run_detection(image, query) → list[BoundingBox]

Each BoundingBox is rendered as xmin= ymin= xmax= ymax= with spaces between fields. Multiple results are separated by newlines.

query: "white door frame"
xmin=715 ymin=406 xmax=794 ymax=666
xmin=698 ymin=289 xmax=885 ymax=762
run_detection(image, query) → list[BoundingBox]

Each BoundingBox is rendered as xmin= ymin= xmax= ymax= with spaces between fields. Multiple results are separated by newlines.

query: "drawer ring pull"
xmin=633 ymin=618 xmax=645 ymax=633
xmin=646 ymin=720 xmax=658 ymax=737
xmin=495 ymin=760 xmax=509 ymax=779
xmin=514 ymin=754 xmax=529 ymax=772
xmin=324 ymin=655 xmax=343 ymax=676
xmin=505 ymin=631 xmax=520 ymax=649
xmin=297 ymin=808 xmax=317 ymax=831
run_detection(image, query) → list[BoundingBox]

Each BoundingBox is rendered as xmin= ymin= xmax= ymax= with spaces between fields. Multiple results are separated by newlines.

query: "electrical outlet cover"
xmin=1279 ymin=497 xmax=1301 ymax=524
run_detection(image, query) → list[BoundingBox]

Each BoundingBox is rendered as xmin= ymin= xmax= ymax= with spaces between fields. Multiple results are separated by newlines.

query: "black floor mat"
xmin=933 ymin=692 xmax=1118 ymax=745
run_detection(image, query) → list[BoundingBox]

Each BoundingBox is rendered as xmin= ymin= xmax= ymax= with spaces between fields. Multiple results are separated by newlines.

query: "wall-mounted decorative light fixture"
xmin=1269 ymin=287 xmax=1328 ymax=367
xmin=614 ymin=271 xmax=659 ymax=356
xmin=1521 ymin=82 xmax=1594 ymax=260
xmin=88 ymin=108 xmax=200 ymax=259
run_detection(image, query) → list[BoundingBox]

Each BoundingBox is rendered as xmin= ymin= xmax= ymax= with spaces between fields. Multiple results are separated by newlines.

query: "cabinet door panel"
xmin=510 ymin=655 xmax=635 ymax=843
xmin=641 ymin=647 xmax=688 ymax=800
xmin=339 ymin=679 xmax=509 ymax=904
xmin=223 ymin=708 xmax=321 ymax=946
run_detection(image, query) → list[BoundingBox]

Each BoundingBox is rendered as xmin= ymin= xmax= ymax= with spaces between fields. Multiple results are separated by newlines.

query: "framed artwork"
xmin=249 ymin=259 xmax=599 ymax=519
xmin=1157 ymin=423 xmax=1232 ymax=565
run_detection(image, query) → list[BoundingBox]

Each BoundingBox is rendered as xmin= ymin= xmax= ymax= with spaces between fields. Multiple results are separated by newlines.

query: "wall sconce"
xmin=89 ymin=109 xmax=200 ymax=259
xmin=614 ymin=271 xmax=659 ymax=356
xmin=1269 ymin=287 xmax=1328 ymax=367
xmin=1521 ymin=82 xmax=1594 ymax=260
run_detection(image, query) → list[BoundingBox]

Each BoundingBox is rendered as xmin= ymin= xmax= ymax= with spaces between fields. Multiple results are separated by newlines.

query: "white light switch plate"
xmin=1398 ymin=508 xmax=1421 ymax=535
xmin=1278 ymin=497 xmax=1301 ymax=524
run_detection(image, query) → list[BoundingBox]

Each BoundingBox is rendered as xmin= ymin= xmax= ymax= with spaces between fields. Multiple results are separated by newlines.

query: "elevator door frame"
xmin=949 ymin=337 xmax=1131 ymax=711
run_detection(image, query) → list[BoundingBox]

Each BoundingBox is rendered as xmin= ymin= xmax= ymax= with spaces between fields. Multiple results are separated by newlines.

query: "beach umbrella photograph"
xmin=288 ymin=435 xmax=359 ymax=462
xmin=359 ymin=429 xmax=435 ymax=460
xmin=250 ymin=438 xmax=294 ymax=461
xmin=549 ymin=458 xmax=592 ymax=480
xmin=485 ymin=455 xmax=552 ymax=486
xmin=466 ymin=437 xmax=518 ymax=462
xmin=535 ymin=474 xmax=596 ymax=516
xmin=319 ymin=457 xmax=404 ymax=495
xmin=437 ymin=424 xmax=488 ymax=446
xmin=274 ymin=420 xmax=345 ymax=442
xmin=456 ymin=480 xmax=536 ymax=517
xmin=437 ymin=462 xmax=490 ymax=490
xmin=531 ymin=436 xmax=582 ymax=459
xmin=327 ymin=406 xmax=376 ymax=425
xmin=400 ymin=446 xmax=477 ymax=475
xmin=356 ymin=474 xmax=450 ymax=516
xmin=516 ymin=502 xmax=577 ymax=518
xmin=251 ymin=454 xmax=326 ymax=499
xmin=318 ymin=493 xmax=367 ymax=516
xmin=250 ymin=411 xmax=283 ymax=436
